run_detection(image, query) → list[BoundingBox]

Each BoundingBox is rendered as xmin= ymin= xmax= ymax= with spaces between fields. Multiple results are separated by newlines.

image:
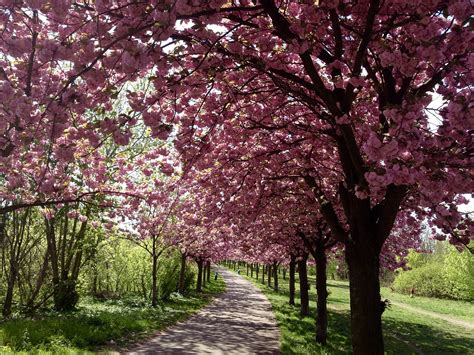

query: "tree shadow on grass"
xmin=383 ymin=316 xmax=474 ymax=354
xmin=271 ymin=300 xmax=474 ymax=355
xmin=327 ymin=281 xmax=350 ymax=290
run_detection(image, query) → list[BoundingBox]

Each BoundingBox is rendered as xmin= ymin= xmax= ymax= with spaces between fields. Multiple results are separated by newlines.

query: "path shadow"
xmin=127 ymin=268 xmax=281 ymax=354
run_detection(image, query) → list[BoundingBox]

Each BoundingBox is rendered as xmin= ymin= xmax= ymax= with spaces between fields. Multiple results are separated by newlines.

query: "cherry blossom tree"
xmin=1 ymin=1 xmax=472 ymax=353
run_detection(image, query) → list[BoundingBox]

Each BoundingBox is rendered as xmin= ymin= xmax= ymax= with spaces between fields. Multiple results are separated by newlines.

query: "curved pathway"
xmin=126 ymin=267 xmax=281 ymax=354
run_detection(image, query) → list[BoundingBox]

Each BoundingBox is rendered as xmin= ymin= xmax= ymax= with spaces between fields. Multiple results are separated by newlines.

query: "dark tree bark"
xmin=273 ymin=262 xmax=279 ymax=292
xmin=256 ymin=264 xmax=259 ymax=279
xmin=289 ymin=254 xmax=296 ymax=306
xmin=261 ymin=264 xmax=265 ymax=284
xmin=206 ymin=260 xmax=211 ymax=282
xmin=267 ymin=264 xmax=272 ymax=287
xmin=298 ymin=252 xmax=309 ymax=317
xmin=202 ymin=260 xmax=207 ymax=289
xmin=24 ymin=246 xmax=50 ymax=312
xmin=196 ymin=258 xmax=203 ymax=292
xmin=3 ymin=266 xmax=18 ymax=317
xmin=45 ymin=207 xmax=92 ymax=311
xmin=315 ymin=240 xmax=328 ymax=345
xmin=250 ymin=263 xmax=254 ymax=278
xmin=346 ymin=240 xmax=384 ymax=354
xmin=178 ymin=251 xmax=187 ymax=294
xmin=2 ymin=210 xmax=29 ymax=317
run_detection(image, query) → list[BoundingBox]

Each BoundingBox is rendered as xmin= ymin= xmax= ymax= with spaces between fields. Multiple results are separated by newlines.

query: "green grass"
xmin=0 ymin=276 xmax=225 ymax=354
xmin=233 ymin=267 xmax=474 ymax=354
xmin=381 ymin=286 xmax=474 ymax=323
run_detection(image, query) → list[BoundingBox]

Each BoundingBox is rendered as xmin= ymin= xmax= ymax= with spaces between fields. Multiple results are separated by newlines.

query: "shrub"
xmin=442 ymin=248 xmax=474 ymax=300
xmin=157 ymin=255 xmax=180 ymax=300
xmin=182 ymin=266 xmax=196 ymax=294
xmin=392 ymin=263 xmax=450 ymax=298
xmin=392 ymin=244 xmax=474 ymax=301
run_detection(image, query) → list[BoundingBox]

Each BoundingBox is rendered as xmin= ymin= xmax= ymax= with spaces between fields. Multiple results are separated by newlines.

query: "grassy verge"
xmin=231 ymin=267 xmax=474 ymax=354
xmin=381 ymin=285 xmax=474 ymax=323
xmin=0 ymin=276 xmax=225 ymax=354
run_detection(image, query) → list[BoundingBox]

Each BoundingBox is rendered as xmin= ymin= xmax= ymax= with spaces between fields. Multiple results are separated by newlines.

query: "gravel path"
xmin=126 ymin=267 xmax=281 ymax=354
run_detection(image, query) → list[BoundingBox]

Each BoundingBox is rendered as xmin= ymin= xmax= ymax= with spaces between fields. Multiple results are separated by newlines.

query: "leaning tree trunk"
xmin=346 ymin=239 xmax=384 ymax=354
xmin=196 ymin=259 xmax=203 ymax=292
xmin=315 ymin=242 xmax=328 ymax=345
xmin=24 ymin=246 xmax=50 ymax=312
xmin=298 ymin=252 xmax=309 ymax=317
xmin=2 ymin=266 xmax=18 ymax=317
xmin=289 ymin=255 xmax=296 ymax=306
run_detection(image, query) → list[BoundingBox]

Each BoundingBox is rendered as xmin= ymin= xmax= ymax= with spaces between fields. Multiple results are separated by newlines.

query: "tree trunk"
xmin=273 ymin=262 xmax=278 ymax=292
xmin=151 ymin=254 xmax=158 ymax=307
xmin=289 ymin=255 xmax=296 ymax=306
xmin=267 ymin=264 xmax=272 ymax=287
xmin=256 ymin=264 xmax=259 ymax=279
xmin=298 ymin=252 xmax=309 ymax=317
xmin=261 ymin=264 xmax=265 ymax=284
xmin=202 ymin=260 xmax=207 ymax=289
xmin=282 ymin=268 xmax=286 ymax=280
xmin=25 ymin=246 xmax=50 ymax=311
xmin=196 ymin=259 xmax=203 ymax=292
xmin=2 ymin=268 xmax=18 ymax=317
xmin=206 ymin=260 xmax=211 ymax=282
xmin=178 ymin=252 xmax=186 ymax=294
xmin=315 ymin=243 xmax=328 ymax=345
xmin=250 ymin=263 xmax=254 ymax=278
xmin=346 ymin=241 xmax=384 ymax=354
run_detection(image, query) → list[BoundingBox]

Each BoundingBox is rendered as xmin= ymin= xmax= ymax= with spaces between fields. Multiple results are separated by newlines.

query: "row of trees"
xmin=0 ymin=202 xmax=216 ymax=316
xmin=1 ymin=1 xmax=472 ymax=353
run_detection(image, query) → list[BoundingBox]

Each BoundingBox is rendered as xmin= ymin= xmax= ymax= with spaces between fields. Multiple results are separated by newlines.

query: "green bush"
xmin=157 ymin=256 xmax=180 ymax=300
xmin=392 ymin=263 xmax=450 ymax=298
xmin=442 ymin=247 xmax=474 ymax=300
xmin=392 ymin=244 xmax=474 ymax=301
xmin=157 ymin=253 xmax=195 ymax=300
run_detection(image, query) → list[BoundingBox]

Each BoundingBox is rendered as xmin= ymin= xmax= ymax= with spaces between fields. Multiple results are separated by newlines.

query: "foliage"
xmin=1 ymin=1 xmax=472 ymax=352
xmin=156 ymin=250 xmax=194 ymax=300
xmin=393 ymin=244 xmax=474 ymax=300
xmin=393 ymin=263 xmax=452 ymax=299
xmin=0 ymin=275 xmax=225 ymax=353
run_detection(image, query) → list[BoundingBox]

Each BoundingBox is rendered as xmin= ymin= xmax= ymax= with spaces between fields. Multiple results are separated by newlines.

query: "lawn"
xmin=0 ymin=276 xmax=225 ymax=354
xmin=381 ymin=285 xmax=474 ymax=323
xmin=236 ymin=268 xmax=474 ymax=354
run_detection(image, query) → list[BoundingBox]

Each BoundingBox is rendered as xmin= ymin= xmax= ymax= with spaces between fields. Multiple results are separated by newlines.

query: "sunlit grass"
xmin=381 ymin=285 xmax=474 ymax=322
xmin=0 ymin=276 xmax=225 ymax=353
xmin=236 ymin=267 xmax=474 ymax=354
